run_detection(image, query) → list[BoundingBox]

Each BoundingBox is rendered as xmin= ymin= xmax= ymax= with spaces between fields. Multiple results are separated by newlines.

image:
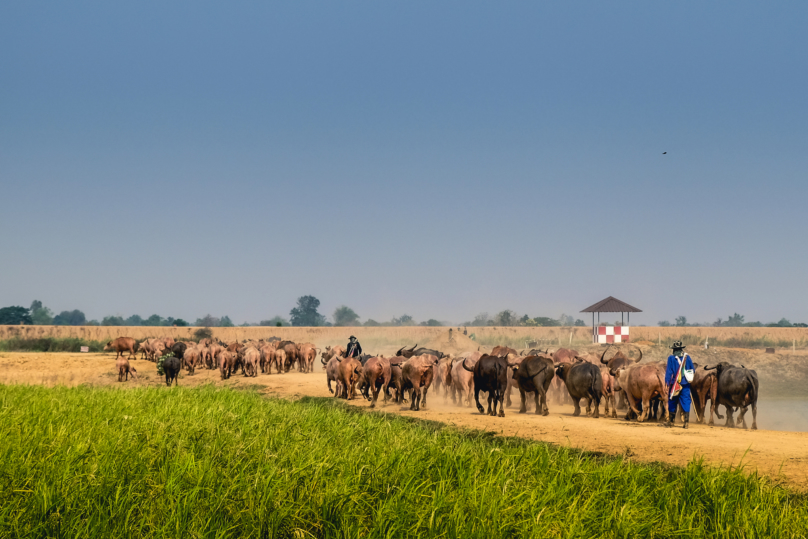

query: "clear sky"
xmin=2 ymin=2 xmax=807 ymax=325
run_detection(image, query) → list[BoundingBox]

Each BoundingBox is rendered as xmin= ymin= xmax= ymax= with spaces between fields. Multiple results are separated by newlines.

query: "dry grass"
xmin=1 ymin=325 xmax=806 ymax=351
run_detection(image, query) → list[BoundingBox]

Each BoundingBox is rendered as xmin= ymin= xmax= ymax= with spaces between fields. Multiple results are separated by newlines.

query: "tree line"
xmin=1 ymin=298 xmax=804 ymax=328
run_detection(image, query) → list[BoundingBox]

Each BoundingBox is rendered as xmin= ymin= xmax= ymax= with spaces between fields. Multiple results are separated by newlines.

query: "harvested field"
xmin=3 ymin=345 xmax=808 ymax=489
xmin=2 ymin=324 xmax=808 ymax=349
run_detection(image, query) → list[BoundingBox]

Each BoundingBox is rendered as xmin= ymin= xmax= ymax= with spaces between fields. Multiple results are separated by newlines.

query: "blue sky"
xmin=2 ymin=2 xmax=807 ymax=325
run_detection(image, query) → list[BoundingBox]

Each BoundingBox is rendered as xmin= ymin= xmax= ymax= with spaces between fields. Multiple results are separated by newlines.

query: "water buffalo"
xmin=612 ymin=363 xmax=667 ymax=422
xmin=218 ymin=351 xmax=236 ymax=380
xmin=704 ymin=362 xmax=758 ymax=429
xmin=509 ymin=354 xmax=555 ymax=415
xmin=689 ymin=364 xmax=717 ymax=424
xmin=337 ymin=357 xmax=363 ymax=400
xmin=321 ymin=345 xmax=345 ymax=365
xmin=461 ymin=354 xmax=512 ymax=417
xmin=325 ymin=356 xmax=342 ymax=396
xmin=182 ymin=346 xmax=201 ymax=376
xmin=297 ymin=343 xmax=318 ymax=373
xmin=163 ymin=356 xmax=181 ymax=386
xmin=242 ymin=347 xmax=260 ymax=377
xmin=491 ymin=345 xmax=517 ymax=357
xmin=116 ymin=357 xmax=138 ymax=382
xmin=599 ymin=366 xmax=617 ymax=418
xmin=450 ymin=352 xmax=481 ymax=406
xmin=396 ymin=345 xmax=446 ymax=360
xmin=555 ymin=361 xmax=603 ymax=417
xmin=171 ymin=341 xmax=188 ymax=360
xmin=104 ymin=337 xmax=137 ymax=360
xmin=396 ymin=354 xmax=439 ymax=411
xmin=359 ymin=356 xmax=392 ymax=408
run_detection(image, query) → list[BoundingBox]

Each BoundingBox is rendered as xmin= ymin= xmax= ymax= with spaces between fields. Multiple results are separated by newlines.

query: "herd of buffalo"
xmin=104 ymin=336 xmax=760 ymax=430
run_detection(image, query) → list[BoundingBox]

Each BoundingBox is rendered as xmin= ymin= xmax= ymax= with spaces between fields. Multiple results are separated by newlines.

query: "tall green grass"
xmin=0 ymin=337 xmax=106 ymax=353
xmin=0 ymin=385 xmax=805 ymax=538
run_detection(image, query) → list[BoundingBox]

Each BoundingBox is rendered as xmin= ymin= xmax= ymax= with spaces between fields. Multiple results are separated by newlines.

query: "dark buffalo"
xmin=163 ymin=356 xmax=181 ymax=386
xmin=396 ymin=344 xmax=446 ymax=359
xmin=555 ymin=361 xmax=603 ymax=418
xmin=704 ymin=362 xmax=758 ymax=429
xmin=171 ymin=341 xmax=188 ymax=359
xmin=461 ymin=354 xmax=511 ymax=417
xmin=509 ymin=355 xmax=555 ymax=415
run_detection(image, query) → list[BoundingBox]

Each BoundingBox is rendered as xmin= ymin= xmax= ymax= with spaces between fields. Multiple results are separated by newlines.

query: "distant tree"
xmin=0 ymin=306 xmax=33 ymax=325
xmin=195 ymin=314 xmax=220 ymax=327
xmin=173 ymin=319 xmax=189 ymax=327
xmin=143 ymin=314 xmax=164 ymax=326
xmin=29 ymin=300 xmax=53 ymax=325
xmin=469 ymin=313 xmax=491 ymax=327
xmin=421 ymin=319 xmax=442 ymax=326
xmin=86 ymin=320 xmax=100 ymax=326
xmin=767 ymin=318 xmax=793 ymax=328
xmin=364 ymin=319 xmax=381 ymax=327
xmin=125 ymin=315 xmax=143 ymax=326
xmin=333 ymin=306 xmax=360 ymax=326
xmin=675 ymin=316 xmax=688 ymax=327
xmin=794 ymin=322 xmax=808 ymax=328
xmin=726 ymin=313 xmax=745 ymax=327
xmin=391 ymin=314 xmax=415 ymax=326
xmin=533 ymin=317 xmax=559 ymax=327
xmin=220 ymin=316 xmax=235 ymax=327
xmin=101 ymin=316 xmax=125 ymax=326
xmin=260 ymin=316 xmax=288 ymax=327
xmin=52 ymin=310 xmax=86 ymax=326
xmin=290 ymin=295 xmax=326 ymax=327
xmin=557 ymin=314 xmax=575 ymax=327
xmin=658 ymin=320 xmax=672 ymax=327
xmin=493 ymin=310 xmax=517 ymax=326
xmin=712 ymin=318 xmax=723 ymax=327
xmin=574 ymin=319 xmax=586 ymax=326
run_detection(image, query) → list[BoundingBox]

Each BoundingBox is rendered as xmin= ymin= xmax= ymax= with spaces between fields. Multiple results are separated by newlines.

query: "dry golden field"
xmin=2 ymin=324 xmax=807 ymax=348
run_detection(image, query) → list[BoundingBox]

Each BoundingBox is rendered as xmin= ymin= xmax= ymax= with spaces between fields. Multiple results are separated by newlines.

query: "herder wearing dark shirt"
xmin=345 ymin=335 xmax=362 ymax=358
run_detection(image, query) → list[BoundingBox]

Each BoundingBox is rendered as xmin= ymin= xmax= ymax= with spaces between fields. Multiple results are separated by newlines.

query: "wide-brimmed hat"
xmin=349 ymin=335 xmax=357 ymax=340
xmin=670 ymin=340 xmax=686 ymax=350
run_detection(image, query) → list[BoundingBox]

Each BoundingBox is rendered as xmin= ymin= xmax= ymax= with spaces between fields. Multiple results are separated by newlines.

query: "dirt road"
xmin=2 ymin=351 xmax=808 ymax=489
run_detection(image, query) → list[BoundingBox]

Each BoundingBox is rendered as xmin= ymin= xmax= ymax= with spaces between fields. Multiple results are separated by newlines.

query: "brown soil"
xmin=2 ymin=350 xmax=808 ymax=489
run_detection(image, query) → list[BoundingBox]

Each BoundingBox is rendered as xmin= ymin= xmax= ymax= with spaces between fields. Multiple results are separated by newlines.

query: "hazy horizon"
xmin=2 ymin=3 xmax=807 ymax=326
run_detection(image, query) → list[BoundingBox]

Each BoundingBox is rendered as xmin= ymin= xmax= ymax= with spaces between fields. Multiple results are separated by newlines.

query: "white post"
xmin=569 ymin=331 xmax=573 ymax=346
xmin=658 ymin=333 xmax=661 ymax=346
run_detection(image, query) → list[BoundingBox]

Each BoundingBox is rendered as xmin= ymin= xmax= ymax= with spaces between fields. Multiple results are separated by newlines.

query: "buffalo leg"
xmin=724 ymin=405 xmax=735 ymax=428
xmin=572 ymin=397 xmax=581 ymax=417
xmin=474 ymin=387 xmax=485 ymax=414
xmin=751 ymin=402 xmax=757 ymax=430
xmin=421 ymin=387 xmax=429 ymax=410
xmin=518 ymin=388 xmax=528 ymax=414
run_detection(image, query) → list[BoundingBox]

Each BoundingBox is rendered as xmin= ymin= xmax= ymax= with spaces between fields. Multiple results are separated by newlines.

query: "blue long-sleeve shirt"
xmin=665 ymin=354 xmax=694 ymax=387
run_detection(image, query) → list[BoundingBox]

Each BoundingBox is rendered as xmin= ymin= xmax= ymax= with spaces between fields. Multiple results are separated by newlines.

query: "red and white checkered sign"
xmin=596 ymin=326 xmax=630 ymax=344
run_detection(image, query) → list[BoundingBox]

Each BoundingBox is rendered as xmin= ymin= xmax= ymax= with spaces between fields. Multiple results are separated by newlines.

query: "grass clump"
xmin=0 ymin=385 xmax=806 ymax=538
xmin=0 ymin=337 xmax=106 ymax=353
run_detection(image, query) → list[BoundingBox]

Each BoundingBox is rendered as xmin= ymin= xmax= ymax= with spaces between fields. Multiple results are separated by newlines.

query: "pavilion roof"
xmin=580 ymin=296 xmax=642 ymax=313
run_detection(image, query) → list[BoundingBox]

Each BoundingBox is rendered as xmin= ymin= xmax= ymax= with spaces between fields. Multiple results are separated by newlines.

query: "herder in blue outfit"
xmin=665 ymin=340 xmax=695 ymax=429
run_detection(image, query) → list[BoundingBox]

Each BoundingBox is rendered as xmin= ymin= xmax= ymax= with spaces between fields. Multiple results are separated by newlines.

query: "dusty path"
xmin=2 ymin=351 xmax=808 ymax=489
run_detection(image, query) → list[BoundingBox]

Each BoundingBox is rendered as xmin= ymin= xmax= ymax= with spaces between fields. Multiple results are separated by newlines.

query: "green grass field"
xmin=0 ymin=385 xmax=806 ymax=538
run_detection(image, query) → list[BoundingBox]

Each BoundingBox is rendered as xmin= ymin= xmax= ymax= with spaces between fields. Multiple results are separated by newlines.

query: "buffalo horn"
xmin=600 ymin=345 xmax=612 ymax=365
xmin=703 ymin=365 xmax=715 ymax=370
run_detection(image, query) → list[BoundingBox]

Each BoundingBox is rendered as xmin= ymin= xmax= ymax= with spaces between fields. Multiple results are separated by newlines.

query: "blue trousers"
xmin=668 ymin=386 xmax=691 ymax=414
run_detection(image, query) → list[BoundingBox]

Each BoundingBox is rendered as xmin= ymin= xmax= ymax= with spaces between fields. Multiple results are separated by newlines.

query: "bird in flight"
xmin=662 ymin=152 xmax=667 ymax=154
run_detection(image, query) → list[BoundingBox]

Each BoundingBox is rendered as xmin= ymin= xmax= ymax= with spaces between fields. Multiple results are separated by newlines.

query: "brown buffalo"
xmin=116 ymin=357 xmax=138 ymax=382
xmin=321 ymin=345 xmax=346 ymax=365
xmin=612 ymin=363 xmax=668 ymax=422
xmin=599 ymin=365 xmax=617 ymax=418
xmin=325 ymin=356 xmax=343 ymax=396
xmin=450 ymin=352 xmax=481 ymax=406
xmin=337 ymin=357 xmax=363 ymax=400
xmin=219 ymin=350 xmax=236 ymax=380
xmin=360 ymin=356 xmax=392 ymax=408
xmin=104 ymin=337 xmax=137 ymax=360
xmin=397 ymin=354 xmax=439 ymax=411
xmin=491 ymin=345 xmax=518 ymax=357
xmin=297 ymin=343 xmax=318 ymax=373
xmin=242 ymin=347 xmax=260 ymax=377
xmin=689 ymin=365 xmax=717 ymax=424
xmin=183 ymin=346 xmax=201 ymax=376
